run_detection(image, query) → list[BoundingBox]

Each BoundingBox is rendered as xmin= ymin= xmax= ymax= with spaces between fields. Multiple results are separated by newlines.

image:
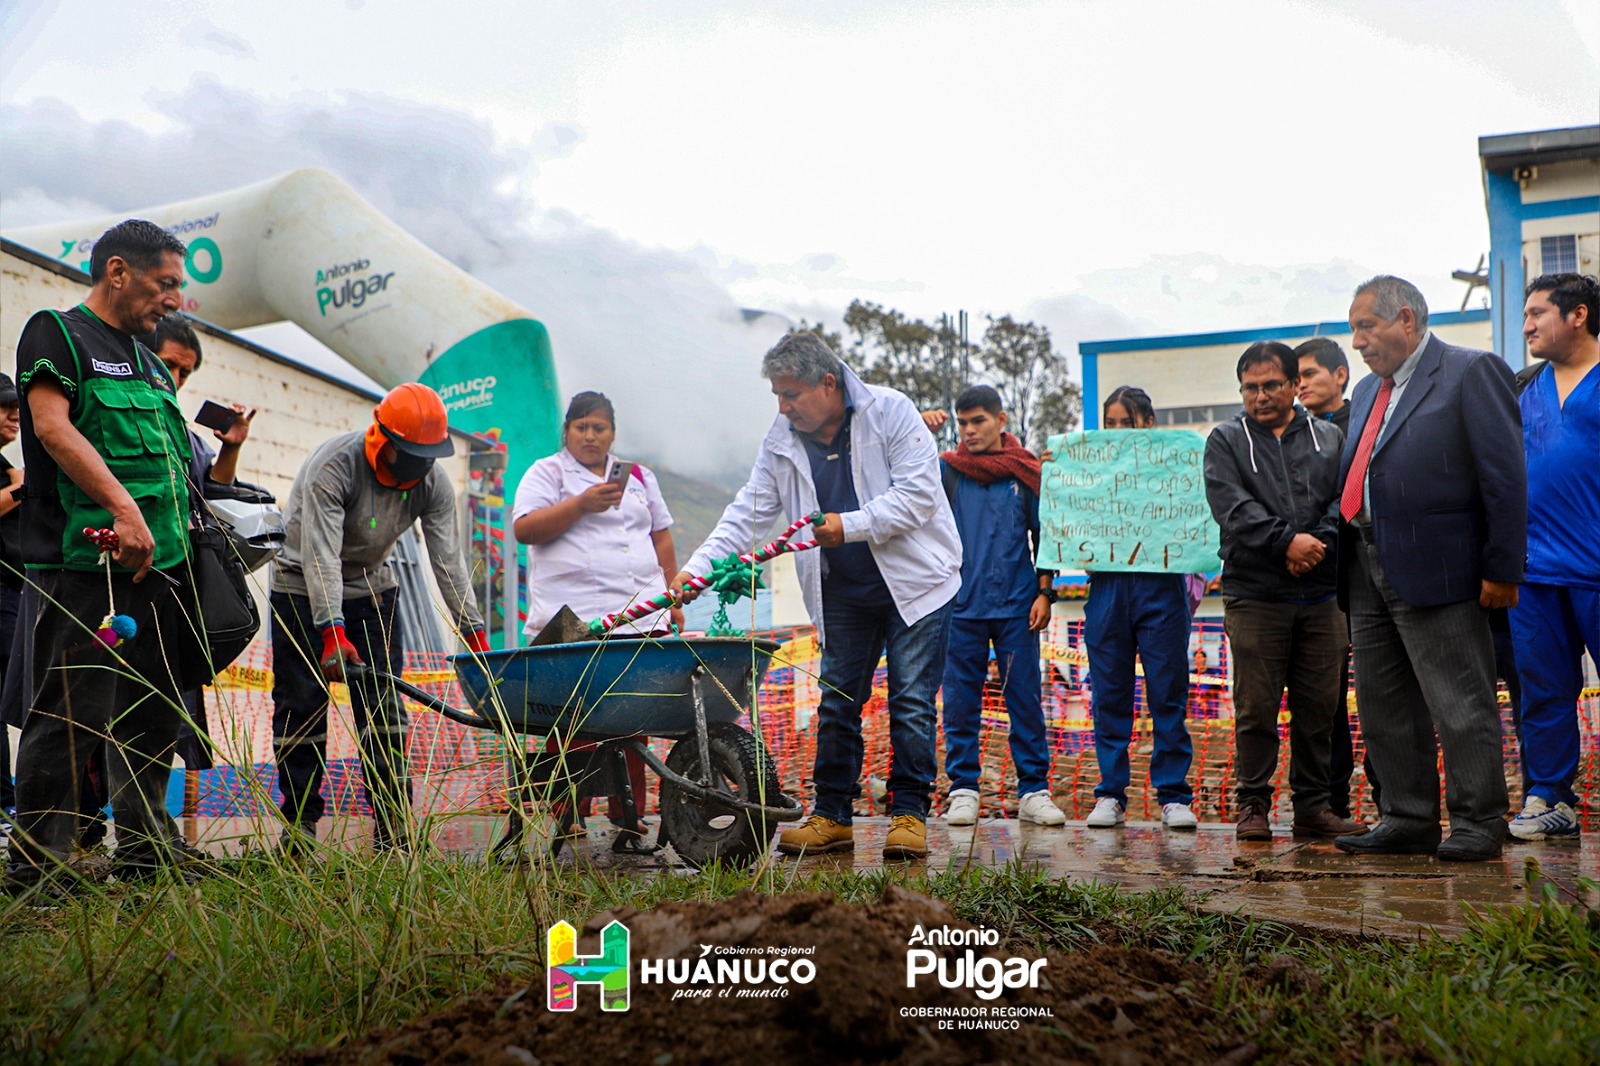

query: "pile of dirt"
xmin=296 ymin=887 xmax=1246 ymax=1065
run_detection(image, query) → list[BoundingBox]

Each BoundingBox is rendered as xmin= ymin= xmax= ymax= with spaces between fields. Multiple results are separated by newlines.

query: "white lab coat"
xmin=685 ymin=362 xmax=961 ymax=647
xmin=513 ymin=449 xmax=674 ymax=638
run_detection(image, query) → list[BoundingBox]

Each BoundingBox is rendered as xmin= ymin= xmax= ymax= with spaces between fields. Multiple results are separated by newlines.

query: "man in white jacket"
xmin=676 ymin=332 xmax=961 ymax=860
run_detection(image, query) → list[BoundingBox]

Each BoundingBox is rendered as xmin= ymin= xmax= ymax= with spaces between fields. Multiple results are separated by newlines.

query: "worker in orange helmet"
xmin=269 ymin=382 xmax=489 ymax=856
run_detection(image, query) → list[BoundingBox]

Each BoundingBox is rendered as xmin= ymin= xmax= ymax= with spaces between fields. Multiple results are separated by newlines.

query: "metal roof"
xmin=1479 ymin=125 xmax=1600 ymax=170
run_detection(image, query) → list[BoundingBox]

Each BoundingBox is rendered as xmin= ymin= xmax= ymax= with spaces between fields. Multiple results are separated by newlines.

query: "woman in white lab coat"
xmin=512 ymin=391 xmax=681 ymax=835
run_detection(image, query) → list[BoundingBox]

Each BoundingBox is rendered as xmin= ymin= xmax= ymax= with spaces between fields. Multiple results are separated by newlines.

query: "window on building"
xmin=1541 ymin=234 xmax=1578 ymax=275
xmin=1154 ymin=402 xmax=1245 ymax=427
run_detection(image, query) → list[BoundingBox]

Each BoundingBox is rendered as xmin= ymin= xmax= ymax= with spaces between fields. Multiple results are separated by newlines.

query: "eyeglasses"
xmin=1239 ymin=380 xmax=1290 ymax=398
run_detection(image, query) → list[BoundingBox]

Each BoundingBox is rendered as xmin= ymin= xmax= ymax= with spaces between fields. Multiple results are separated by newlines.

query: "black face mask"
xmin=386 ymin=451 xmax=434 ymax=484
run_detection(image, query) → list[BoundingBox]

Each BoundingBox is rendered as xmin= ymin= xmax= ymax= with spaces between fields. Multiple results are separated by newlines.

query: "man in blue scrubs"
xmin=1509 ymin=273 xmax=1600 ymax=841
xmin=937 ymin=386 xmax=1062 ymax=828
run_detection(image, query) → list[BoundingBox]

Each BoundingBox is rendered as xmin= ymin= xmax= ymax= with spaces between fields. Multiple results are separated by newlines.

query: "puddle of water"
xmin=158 ymin=815 xmax=1598 ymax=938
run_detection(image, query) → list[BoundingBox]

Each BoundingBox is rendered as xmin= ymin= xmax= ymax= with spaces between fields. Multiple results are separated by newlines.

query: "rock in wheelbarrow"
xmin=528 ymin=605 xmax=595 ymax=647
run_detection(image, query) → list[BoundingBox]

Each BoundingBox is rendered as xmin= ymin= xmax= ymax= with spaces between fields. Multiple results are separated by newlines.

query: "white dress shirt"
xmin=1360 ymin=330 xmax=1430 ymax=523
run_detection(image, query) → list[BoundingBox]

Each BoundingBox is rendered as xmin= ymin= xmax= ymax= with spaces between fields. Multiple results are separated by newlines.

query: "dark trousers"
xmin=811 ymin=596 xmax=952 ymax=824
xmin=0 ymin=582 xmax=108 ymax=835
xmin=1349 ymin=541 xmax=1508 ymax=846
xmin=1327 ymin=641 xmax=1384 ymax=818
xmin=941 ymin=614 xmax=1050 ymax=797
xmin=1489 ymin=618 xmax=1528 ymax=794
xmin=9 ymin=569 xmax=188 ymax=871
xmin=270 ymin=589 xmax=411 ymax=845
xmin=0 ymin=584 xmax=17 ymax=809
xmin=1223 ymin=596 xmax=1345 ymax=818
xmin=1084 ymin=572 xmax=1194 ymax=807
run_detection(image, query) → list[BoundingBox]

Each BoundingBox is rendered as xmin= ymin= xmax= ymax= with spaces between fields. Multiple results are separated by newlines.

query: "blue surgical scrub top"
xmin=1521 ymin=361 xmax=1600 ymax=590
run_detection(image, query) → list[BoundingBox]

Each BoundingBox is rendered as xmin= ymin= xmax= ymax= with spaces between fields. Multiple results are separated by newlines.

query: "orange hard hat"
xmin=373 ymin=383 xmax=454 ymax=457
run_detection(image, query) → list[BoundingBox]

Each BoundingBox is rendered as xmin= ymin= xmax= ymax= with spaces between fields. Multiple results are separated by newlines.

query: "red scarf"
xmin=941 ymin=432 xmax=1041 ymax=493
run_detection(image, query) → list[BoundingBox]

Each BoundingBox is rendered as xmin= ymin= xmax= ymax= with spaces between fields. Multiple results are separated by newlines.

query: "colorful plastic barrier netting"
xmin=187 ymin=616 xmax=1600 ymax=829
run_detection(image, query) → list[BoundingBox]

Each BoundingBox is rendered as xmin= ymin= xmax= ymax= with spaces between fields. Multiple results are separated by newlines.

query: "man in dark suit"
xmin=1333 ymin=275 xmax=1525 ymax=863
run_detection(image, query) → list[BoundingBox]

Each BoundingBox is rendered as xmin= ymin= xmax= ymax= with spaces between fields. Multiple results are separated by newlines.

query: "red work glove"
xmin=464 ymin=629 xmax=491 ymax=654
xmin=319 ymin=624 xmax=363 ymax=682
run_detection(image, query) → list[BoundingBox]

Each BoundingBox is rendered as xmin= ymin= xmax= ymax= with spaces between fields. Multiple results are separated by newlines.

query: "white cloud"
xmin=0 ymin=85 xmax=791 ymax=481
xmin=3 ymin=1 xmax=1595 ymax=472
xmin=196 ymin=21 xmax=256 ymax=60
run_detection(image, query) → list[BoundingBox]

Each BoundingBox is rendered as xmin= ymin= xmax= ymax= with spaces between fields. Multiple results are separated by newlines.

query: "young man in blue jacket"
xmin=937 ymin=386 xmax=1063 ymax=827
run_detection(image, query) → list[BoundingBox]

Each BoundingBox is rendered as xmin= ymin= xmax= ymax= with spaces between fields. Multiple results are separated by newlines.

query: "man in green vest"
xmin=4 ymin=219 xmax=202 ymax=899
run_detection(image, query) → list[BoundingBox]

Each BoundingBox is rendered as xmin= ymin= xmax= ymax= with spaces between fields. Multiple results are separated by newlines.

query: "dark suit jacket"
xmin=1337 ymin=334 xmax=1526 ymax=609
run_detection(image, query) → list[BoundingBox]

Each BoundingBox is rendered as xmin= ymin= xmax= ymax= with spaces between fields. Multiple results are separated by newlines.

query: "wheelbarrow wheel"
xmin=660 ymin=721 xmax=782 ymax=869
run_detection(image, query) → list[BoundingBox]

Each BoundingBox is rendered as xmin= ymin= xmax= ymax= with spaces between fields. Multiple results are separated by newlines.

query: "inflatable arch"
xmin=5 ymin=167 xmax=561 ymax=487
xmin=8 ymin=168 xmax=565 ymax=645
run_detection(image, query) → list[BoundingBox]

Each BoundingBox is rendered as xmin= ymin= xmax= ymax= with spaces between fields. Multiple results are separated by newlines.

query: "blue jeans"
xmin=941 ymin=615 xmax=1050 ymax=797
xmin=1084 ymin=572 xmax=1193 ymax=807
xmin=812 ymin=596 xmax=953 ymax=824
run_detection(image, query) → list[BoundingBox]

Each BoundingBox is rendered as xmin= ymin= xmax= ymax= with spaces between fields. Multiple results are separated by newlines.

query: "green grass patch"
xmin=2 ymin=847 xmax=1598 ymax=1064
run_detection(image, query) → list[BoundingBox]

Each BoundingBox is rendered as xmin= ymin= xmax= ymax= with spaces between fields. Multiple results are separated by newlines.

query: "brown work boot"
xmin=1236 ymin=799 xmax=1272 ymax=841
xmin=776 ymin=815 xmax=854 ymax=855
xmin=1292 ymin=810 xmax=1368 ymax=838
xmin=883 ymin=814 xmax=929 ymax=861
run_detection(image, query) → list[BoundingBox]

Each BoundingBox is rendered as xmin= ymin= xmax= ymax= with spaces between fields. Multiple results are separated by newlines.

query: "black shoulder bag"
xmin=175 ymin=513 xmax=260 ymax=690
xmin=141 ymin=345 xmax=260 ymax=689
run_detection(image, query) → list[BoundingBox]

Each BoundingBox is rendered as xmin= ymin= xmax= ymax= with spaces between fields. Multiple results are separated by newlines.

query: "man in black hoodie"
xmin=1204 ymin=342 xmax=1366 ymax=842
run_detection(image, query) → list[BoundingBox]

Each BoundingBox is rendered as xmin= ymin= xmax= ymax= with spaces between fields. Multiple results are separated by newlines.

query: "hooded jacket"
xmin=1203 ymin=409 xmax=1344 ymax=602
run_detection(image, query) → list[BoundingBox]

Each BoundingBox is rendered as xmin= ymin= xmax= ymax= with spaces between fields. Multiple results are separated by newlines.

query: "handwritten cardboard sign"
xmin=1037 ymin=429 xmax=1221 ymax=574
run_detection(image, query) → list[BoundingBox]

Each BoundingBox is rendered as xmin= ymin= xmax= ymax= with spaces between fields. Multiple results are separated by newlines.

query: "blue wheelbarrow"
xmin=355 ymin=635 xmax=804 ymax=868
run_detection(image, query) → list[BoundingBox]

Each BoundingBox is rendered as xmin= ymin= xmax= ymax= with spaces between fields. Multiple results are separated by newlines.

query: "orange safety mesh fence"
xmin=189 ymin=615 xmax=1600 ymax=829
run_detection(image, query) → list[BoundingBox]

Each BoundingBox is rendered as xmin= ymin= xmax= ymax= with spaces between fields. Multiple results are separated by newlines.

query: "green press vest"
xmin=43 ymin=307 xmax=193 ymax=572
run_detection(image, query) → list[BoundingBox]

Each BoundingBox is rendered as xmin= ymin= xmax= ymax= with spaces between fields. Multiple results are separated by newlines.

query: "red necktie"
xmin=1340 ymin=377 xmax=1394 ymax=523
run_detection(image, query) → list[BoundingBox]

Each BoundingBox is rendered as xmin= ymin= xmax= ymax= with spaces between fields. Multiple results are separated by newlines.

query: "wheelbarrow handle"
xmin=344 ymin=663 xmax=496 ymax=731
xmin=590 ymin=510 xmax=825 ymax=635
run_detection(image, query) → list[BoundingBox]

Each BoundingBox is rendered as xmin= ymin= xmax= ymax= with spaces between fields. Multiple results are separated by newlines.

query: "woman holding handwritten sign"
xmin=1047 ymin=386 xmax=1199 ymax=830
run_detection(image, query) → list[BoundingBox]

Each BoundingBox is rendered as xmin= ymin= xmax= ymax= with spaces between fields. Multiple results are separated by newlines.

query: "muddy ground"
xmin=292 ymin=888 xmax=1410 ymax=1065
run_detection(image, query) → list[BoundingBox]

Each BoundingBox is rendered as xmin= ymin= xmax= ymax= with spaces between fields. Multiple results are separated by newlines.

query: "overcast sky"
xmin=2 ymin=0 xmax=1596 ymax=477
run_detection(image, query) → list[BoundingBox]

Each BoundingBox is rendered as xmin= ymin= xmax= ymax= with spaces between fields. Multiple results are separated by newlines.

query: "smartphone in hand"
xmin=606 ymin=460 xmax=634 ymax=508
xmin=194 ymin=400 xmax=239 ymax=433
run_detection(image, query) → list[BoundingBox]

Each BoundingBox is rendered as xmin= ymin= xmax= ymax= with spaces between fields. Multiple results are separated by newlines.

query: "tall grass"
xmin=3 ymin=848 xmax=1598 ymax=1064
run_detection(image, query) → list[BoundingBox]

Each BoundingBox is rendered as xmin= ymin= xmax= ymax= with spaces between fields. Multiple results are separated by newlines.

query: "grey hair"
xmin=761 ymin=331 xmax=844 ymax=386
xmin=1354 ymin=275 xmax=1429 ymax=332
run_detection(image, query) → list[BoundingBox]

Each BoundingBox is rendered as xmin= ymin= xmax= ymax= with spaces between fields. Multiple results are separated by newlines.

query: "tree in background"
xmin=808 ymin=300 xmax=1081 ymax=449
xmin=841 ymin=301 xmax=946 ymax=413
xmin=978 ymin=314 xmax=1079 ymax=449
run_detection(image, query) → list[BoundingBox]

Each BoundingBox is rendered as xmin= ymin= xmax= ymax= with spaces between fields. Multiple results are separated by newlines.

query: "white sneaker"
xmin=1018 ymin=791 xmax=1066 ymax=826
xmin=944 ymin=789 xmax=981 ymax=826
xmin=1161 ymin=802 xmax=1199 ymax=831
xmin=1085 ymin=796 xmax=1125 ymax=828
xmin=1509 ymin=795 xmax=1580 ymax=841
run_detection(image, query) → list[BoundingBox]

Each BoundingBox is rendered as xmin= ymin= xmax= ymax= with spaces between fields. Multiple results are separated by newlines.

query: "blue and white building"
xmin=1075 ymin=123 xmax=1598 ymax=434
xmin=1077 ymin=311 xmax=1492 ymax=433
xmin=1479 ymin=124 xmax=1600 ymax=362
